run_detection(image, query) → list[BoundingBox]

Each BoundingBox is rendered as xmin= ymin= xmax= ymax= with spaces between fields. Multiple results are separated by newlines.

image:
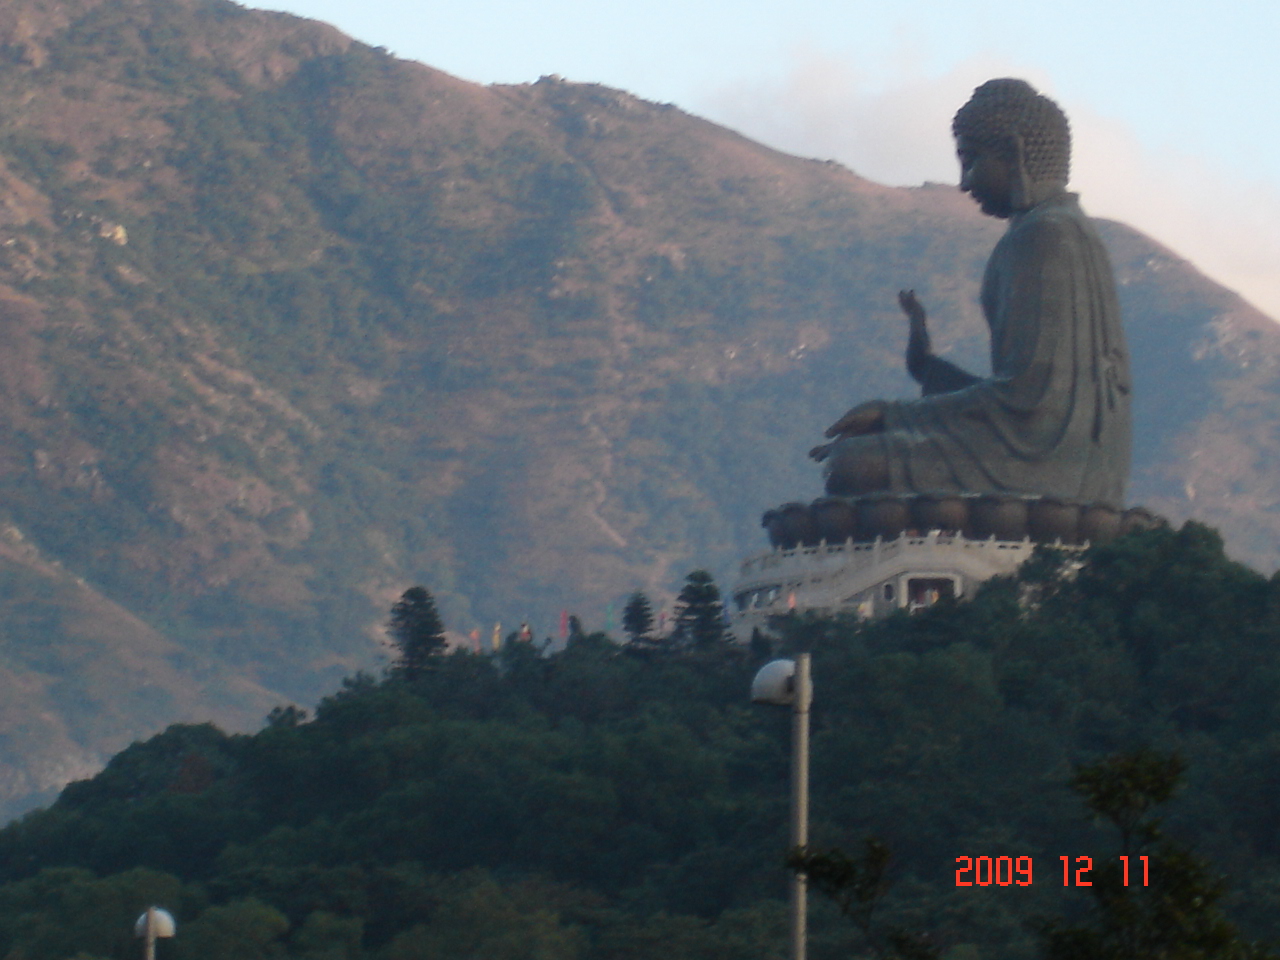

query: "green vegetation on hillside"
xmin=0 ymin=0 xmax=1278 ymax=847
xmin=0 ymin=523 xmax=1278 ymax=959
xmin=1032 ymin=750 xmax=1274 ymax=960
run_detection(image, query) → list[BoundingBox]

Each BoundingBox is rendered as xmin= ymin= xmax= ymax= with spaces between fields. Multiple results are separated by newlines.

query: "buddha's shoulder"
xmin=1007 ymin=197 xmax=1094 ymax=249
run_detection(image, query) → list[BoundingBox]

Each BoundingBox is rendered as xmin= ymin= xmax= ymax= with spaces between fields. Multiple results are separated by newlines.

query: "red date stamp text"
xmin=955 ymin=856 xmax=1149 ymax=886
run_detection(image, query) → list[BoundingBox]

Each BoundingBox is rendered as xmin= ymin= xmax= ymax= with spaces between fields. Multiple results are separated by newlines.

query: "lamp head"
xmin=751 ymin=658 xmax=797 ymax=705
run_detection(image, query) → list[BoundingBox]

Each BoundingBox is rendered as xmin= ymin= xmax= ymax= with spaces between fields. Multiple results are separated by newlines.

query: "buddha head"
xmin=952 ymin=79 xmax=1070 ymax=217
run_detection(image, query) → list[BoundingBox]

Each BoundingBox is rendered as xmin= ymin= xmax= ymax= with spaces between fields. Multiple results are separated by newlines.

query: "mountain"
xmin=0 ymin=0 xmax=1276 ymax=815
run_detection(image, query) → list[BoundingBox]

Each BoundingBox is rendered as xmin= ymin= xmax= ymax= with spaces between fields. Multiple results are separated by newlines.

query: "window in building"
xmin=906 ymin=577 xmax=958 ymax=611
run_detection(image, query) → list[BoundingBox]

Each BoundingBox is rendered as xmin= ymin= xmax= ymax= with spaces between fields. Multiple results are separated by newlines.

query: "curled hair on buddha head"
xmin=952 ymin=78 xmax=1071 ymax=185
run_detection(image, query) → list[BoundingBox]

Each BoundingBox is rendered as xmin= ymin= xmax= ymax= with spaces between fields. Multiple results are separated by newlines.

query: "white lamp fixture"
xmin=135 ymin=906 xmax=176 ymax=960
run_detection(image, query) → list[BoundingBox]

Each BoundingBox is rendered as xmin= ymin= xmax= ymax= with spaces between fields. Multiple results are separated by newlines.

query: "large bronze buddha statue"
xmin=810 ymin=79 xmax=1132 ymax=513
xmin=761 ymin=79 xmax=1144 ymax=547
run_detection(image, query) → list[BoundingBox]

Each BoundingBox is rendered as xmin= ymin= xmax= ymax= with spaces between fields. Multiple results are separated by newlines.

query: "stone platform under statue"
xmin=762 ymin=494 xmax=1159 ymax=551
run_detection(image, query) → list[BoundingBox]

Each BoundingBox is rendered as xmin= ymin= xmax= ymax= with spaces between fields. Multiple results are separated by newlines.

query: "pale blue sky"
xmin=264 ymin=0 xmax=1280 ymax=318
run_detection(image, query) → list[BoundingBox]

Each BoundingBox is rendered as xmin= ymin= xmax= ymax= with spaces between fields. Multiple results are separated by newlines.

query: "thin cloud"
xmin=702 ymin=55 xmax=1280 ymax=321
xmin=700 ymin=54 xmax=1040 ymax=184
xmin=1070 ymin=108 xmax=1280 ymax=321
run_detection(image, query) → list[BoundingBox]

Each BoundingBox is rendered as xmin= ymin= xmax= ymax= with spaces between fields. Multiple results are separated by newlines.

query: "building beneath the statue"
xmin=732 ymin=494 xmax=1161 ymax=638
xmin=730 ymin=529 xmax=1039 ymax=638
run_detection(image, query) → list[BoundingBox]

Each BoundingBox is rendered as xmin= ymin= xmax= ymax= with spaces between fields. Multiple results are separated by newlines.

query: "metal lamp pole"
xmin=790 ymin=652 xmax=811 ymax=960
xmin=752 ymin=653 xmax=812 ymax=960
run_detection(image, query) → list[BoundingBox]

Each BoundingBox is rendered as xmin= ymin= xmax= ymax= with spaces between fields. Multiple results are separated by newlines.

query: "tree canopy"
xmin=0 ymin=525 xmax=1277 ymax=960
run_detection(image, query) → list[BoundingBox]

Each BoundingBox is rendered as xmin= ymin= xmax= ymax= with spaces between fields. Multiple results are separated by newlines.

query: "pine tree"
xmin=673 ymin=570 xmax=727 ymax=647
xmin=388 ymin=586 xmax=447 ymax=680
xmin=622 ymin=591 xmax=655 ymax=644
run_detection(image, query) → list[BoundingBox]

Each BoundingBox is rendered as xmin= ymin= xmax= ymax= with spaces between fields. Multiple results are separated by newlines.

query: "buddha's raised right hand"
xmin=900 ymin=289 xmax=933 ymax=381
xmin=898 ymin=290 xmax=981 ymax=395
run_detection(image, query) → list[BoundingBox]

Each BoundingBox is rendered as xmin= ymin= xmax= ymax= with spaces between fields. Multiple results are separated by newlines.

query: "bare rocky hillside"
xmin=0 ymin=0 xmax=1274 ymax=815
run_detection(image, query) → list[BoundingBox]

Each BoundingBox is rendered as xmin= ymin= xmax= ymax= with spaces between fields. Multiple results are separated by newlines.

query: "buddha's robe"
xmin=825 ymin=191 xmax=1131 ymax=507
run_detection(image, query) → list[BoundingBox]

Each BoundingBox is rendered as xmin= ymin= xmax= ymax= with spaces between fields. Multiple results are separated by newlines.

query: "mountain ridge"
xmin=0 ymin=0 xmax=1274 ymax=815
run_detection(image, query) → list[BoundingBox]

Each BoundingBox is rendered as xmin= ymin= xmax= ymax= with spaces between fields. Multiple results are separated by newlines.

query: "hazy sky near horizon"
xmin=264 ymin=0 xmax=1280 ymax=320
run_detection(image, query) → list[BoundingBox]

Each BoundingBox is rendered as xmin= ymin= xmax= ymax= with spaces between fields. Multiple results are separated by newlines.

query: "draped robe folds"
xmin=825 ymin=191 xmax=1132 ymax=508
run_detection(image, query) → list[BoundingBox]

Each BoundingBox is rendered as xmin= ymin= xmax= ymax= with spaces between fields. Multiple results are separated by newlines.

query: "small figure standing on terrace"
xmin=810 ymin=78 xmax=1131 ymax=509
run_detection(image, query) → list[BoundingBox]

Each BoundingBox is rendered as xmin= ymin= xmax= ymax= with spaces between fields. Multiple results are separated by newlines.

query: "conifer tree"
xmin=622 ymin=591 xmax=655 ymax=644
xmin=673 ymin=570 xmax=728 ymax=647
xmin=388 ymin=586 xmax=447 ymax=680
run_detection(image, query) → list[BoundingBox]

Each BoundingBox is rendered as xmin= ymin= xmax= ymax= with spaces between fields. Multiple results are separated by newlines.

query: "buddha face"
xmin=956 ymin=136 xmax=1016 ymax=219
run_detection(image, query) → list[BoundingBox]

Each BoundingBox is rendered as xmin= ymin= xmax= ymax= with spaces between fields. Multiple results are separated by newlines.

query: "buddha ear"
xmin=1009 ymin=133 xmax=1033 ymax=210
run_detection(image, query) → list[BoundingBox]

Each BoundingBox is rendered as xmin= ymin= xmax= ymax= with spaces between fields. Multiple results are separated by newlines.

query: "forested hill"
xmin=1 ymin=524 xmax=1279 ymax=960
xmin=0 ymin=0 xmax=1278 ymax=814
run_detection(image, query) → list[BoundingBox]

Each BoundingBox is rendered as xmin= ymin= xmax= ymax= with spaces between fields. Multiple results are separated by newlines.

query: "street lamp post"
xmin=751 ymin=653 xmax=812 ymax=960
